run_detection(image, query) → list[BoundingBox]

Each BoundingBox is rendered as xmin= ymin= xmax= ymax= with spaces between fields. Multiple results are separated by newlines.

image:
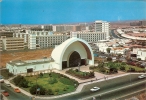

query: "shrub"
xmin=29 ymin=84 xmax=46 ymax=95
xmin=120 ymin=66 xmax=125 ymax=70
xmin=55 ymin=88 xmax=59 ymax=92
xmin=39 ymin=73 xmax=43 ymax=77
xmin=13 ymin=75 xmax=28 ymax=88
xmin=75 ymin=69 xmax=79 ymax=72
xmin=48 ymin=78 xmax=57 ymax=84
xmin=48 ymin=89 xmax=53 ymax=95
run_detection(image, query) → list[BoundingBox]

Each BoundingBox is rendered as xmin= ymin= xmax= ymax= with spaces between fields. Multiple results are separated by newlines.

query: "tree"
xmin=106 ymin=48 xmax=111 ymax=54
xmin=13 ymin=75 xmax=28 ymax=88
xmin=107 ymin=57 xmax=112 ymax=61
xmin=29 ymin=84 xmax=46 ymax=95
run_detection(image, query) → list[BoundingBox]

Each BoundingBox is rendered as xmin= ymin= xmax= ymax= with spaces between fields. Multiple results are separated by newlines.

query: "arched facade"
xmin=51 ymin=37 xmax=94 ymax=70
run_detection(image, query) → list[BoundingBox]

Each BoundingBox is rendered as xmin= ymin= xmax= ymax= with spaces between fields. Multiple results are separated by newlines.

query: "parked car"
xmin=2 ymin=90 xmax=9 ymax=96
xmin=5 ymin=83 xmax=11 ymax=87
xmin=14 ymin=88 xmax=21 ymax=93
xmin=90 ymin=87 xmax=100 ymax=92
xmin=138 ymin=74 xmax=146 ymax=79
xmin=0 ymin=79 xmax=4 ymax=83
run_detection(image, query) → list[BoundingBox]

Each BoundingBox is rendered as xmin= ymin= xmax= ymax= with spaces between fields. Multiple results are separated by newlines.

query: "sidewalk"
xmin=4 ymin=66 xmax=145 ymax=100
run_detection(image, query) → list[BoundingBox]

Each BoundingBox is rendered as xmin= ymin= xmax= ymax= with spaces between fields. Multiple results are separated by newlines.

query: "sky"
xmin=1 ymin=0 xmax=146 ymax=24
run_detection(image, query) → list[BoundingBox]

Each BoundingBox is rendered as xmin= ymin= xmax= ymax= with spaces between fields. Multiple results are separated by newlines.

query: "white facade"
xmin=51 ymin=37 xmax=94 ymax=70
xmin=137 ymin=50 xmax=146 ymax=60
xmin=94 ymin=20 xmax=110 ymax=39
xmin=6 ymin=58 xmax=54 ymax=75
xmin=70 ymin=32 xmax=106 ymax=42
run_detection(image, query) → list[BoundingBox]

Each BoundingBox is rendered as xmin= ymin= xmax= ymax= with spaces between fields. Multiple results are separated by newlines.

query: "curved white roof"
xmin=51 ymin=37 xmax=93 ymax=64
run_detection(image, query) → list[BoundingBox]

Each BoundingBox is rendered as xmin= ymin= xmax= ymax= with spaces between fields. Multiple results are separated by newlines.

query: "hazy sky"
xmin=1 ymin=0 xmax=146 ymax=24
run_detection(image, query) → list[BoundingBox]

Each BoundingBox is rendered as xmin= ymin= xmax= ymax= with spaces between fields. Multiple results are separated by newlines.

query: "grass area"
xmin=23 ymin=72 xmax=78 ymax=95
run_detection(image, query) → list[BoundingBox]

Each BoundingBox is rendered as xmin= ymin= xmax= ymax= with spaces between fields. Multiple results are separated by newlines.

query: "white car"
xmin=0 ymin=79 xmax=4 ymax=83
xmin=90 ymin=87 xmax=100 ymax=92
xmin=138 ymin=74 xmax=146 ymax=79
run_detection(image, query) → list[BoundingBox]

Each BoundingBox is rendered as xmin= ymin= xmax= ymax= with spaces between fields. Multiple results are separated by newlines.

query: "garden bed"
xmin=66 ymin=68 xmax=95 ymax=79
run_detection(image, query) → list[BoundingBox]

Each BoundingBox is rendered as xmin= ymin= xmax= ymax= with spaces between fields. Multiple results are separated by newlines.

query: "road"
xmin=1 ymin=83 xmax=30 ymax=100
xmin=110 ymin=29 xmax=119 ymax=38
xmin=35 ymin=74 xmax=145 ymax=100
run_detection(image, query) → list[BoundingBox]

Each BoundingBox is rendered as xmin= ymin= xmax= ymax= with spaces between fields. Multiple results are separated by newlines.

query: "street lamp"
xmin=35 ymin=75 xmax=38 ymax=96
xmin=78 ymin=62 xmax=80 ymax=71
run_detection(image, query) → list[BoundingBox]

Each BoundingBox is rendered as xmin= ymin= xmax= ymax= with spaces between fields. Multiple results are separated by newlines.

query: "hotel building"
xmin=94 ymin=20 xmax=110 ymax=39
xmin=2 ymin=36 xmax=24 ymax=51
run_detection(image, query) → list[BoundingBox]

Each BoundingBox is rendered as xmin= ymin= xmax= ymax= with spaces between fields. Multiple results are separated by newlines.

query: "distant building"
xmin=140 ymin=20 xmax=146 ymax=26
xmin=52 ymin=25 xmax=81 ymax=32
xmin=1 ymin=36 xmax=24 ymax=51
xmin=71 ymin=32 xmax=106 ymax=42
xmin=0 ymin=31 xmax=13 ymax=37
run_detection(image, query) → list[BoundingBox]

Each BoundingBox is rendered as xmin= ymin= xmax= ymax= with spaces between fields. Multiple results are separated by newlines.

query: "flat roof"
xmin=8 ymin=58 xmax=54 ymax=67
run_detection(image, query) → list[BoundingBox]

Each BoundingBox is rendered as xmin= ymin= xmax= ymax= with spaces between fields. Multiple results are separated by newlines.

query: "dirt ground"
xmin=0 ymin=48 xmax=53 ymax=68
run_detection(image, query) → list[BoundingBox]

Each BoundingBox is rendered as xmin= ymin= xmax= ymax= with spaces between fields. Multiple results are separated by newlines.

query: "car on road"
xmin=14 ymin=88 xmax=21 ymax=93
xmin=138 ymin=74 xmax=146 ymax=79
xmin=90 ymin=87 xmax=100 ymax=92
xmin=2 ymin=90 xmax=9 ymax=96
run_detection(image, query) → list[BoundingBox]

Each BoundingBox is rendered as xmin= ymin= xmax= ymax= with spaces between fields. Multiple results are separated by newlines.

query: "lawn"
xmin=23 ymin=72 xmax=78 ymax=95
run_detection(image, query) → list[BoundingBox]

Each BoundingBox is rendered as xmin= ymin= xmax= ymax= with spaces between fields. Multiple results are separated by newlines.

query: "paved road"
xmin=110 ymin=29 xmax=119 ymax=38
xmin=37 ymin=74 xmax=145 ymax=100
xmin=1 ymin=83 xmax=30 ymax=100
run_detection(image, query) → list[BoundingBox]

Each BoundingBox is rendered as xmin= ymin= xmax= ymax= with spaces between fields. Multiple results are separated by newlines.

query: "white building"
xmin=6 ymin=37 xmax=94 ymax=75
xmin=137 ymin=50 xmax=146 ymax=60
xmin=94 ymin=20 xmax=110 ymax=39
xmin=28 ymin=33 xmax=68 ymax=49
xmin=6 ymin=58 xmax=54 ymax=75
xmin=70 ymin=32 xmax=106 ymax=42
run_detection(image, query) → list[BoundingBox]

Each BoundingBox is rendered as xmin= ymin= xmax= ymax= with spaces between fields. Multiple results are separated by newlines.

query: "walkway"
xmin=3 ymin=66 xmax=144 ymax=100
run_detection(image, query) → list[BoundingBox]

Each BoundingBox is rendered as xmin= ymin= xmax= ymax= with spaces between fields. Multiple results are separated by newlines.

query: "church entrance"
xmin=69 ymin=51 xmax=81 ymax=67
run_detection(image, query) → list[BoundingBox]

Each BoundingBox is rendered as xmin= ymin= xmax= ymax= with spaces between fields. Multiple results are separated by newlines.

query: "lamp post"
xmin=35 ymin=75 xmax=38 ymax=96
xmin=78 ymin=62 xmax=80 ymax=71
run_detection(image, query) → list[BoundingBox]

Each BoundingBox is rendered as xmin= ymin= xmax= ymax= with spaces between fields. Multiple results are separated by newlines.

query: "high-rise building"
xmin=94 ymin=20 xmax=110 ymax=39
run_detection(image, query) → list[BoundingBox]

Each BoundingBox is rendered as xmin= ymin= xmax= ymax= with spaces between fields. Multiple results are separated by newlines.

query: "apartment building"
xmin=94 ymin=20 xmax=110 ymax=38
xmin=52 ymin=25 xmax=81 ymax=32
xmin=70 ymin=32 xmax=106 ymax=42
xmin=2 ymin=36 xmax=24 ymax=51
xmin=0 ymin=31 xmax=13 ymax=37
xmin=28 ymin=33 xmax=68 ymax=49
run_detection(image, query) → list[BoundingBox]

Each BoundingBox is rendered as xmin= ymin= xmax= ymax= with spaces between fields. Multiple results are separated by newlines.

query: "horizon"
xmin=1 ymin=0 xmax=146 ymax=25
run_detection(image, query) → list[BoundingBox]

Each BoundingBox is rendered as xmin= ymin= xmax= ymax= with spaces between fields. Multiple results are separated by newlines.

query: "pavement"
xmin=2 ymin=65 xmax=145 ymax=100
